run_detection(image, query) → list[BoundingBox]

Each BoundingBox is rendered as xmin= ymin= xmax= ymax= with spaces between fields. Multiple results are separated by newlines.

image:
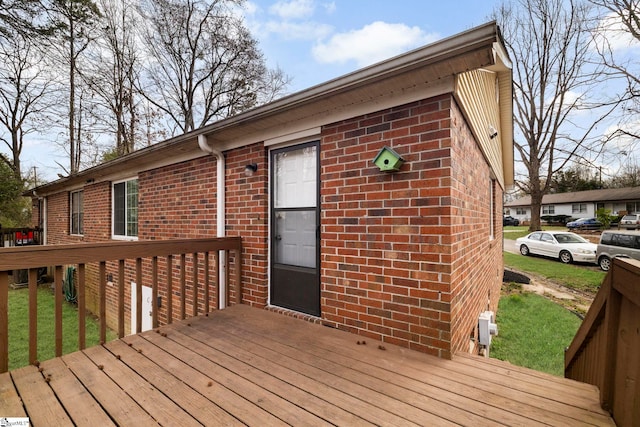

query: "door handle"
xmin=275 ymin=235 xmax=282 ymax=240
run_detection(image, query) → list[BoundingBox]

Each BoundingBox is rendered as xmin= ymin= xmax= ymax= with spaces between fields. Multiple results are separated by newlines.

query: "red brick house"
xmin=30 ymin=22 xmax=513 ymax=359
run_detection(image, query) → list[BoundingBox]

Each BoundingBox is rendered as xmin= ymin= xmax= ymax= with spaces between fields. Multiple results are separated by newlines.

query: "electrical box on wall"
xmin=478 ymin=310 xmax=498 ymax=346
xmin=373 ymin=146 xmax=405 ymax=172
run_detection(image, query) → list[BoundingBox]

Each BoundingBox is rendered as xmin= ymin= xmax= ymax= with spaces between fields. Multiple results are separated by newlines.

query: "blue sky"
xmin=244 ymin=0 xmax=500 ymax=92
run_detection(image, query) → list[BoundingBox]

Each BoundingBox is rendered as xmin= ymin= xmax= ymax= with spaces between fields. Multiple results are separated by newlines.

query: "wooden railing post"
xmin=99 ymin=261 xmax=106 ymax=344
xmin=78 ymin=264 xmax=86 ymax=350
xmin=151 ymin=256 xmax=158 ymax=329
xmin=118 ymin=260 xmax=125 ymax=338
xmin=192 ymin=252 xmax=198 ymax=318
xmin=235 ymin=247 xmax=242 ymax=305
xmin=54 ymin=266 xmax=63 ymax=357
xmin=28 ymin=268 xmax=37 ymax=365
xmin=135 ymin=258 xmax=142 ymax=334
xmin=167 ymin=255 xmax=173 ymax=324
xmin=0 ymin=271 xmax=8 ymax=372
xmin=203 ymin=252 xmax=210 ymax=314
xmin=180 ymin=254 xmax=186 ymax=320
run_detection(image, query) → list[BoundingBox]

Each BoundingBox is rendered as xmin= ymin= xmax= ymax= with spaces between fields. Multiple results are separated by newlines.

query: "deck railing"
xmin=0 ymin=237 xmax=242 ymax=373
xmin=565 ymin=257 xmax=640 ymax=426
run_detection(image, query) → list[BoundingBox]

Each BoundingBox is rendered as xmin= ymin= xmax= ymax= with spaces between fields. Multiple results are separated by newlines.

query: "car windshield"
xmin=553 ymin=233 xmax=588 ymax=244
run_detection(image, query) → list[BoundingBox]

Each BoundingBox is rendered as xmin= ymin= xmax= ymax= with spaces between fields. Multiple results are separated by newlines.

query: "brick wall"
xmin=223 ymin=143 xmax=269 ymax=308
xmin=319 ymin=94 xmax=502 ymax=358
xmin=448 ymin=101 xmax=503 ymax=356
xmin=40 ymin=94 xmax=503 ymax=358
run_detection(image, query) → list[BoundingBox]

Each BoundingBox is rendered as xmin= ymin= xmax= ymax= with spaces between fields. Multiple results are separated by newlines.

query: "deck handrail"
xmin=564 ymin=257 xmax=640 ymax=426
xmin=0 ymin=237 xmax=242 ymax=373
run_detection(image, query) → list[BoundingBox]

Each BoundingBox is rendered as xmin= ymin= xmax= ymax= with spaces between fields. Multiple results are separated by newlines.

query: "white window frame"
xmin=70 ymin=189 xmax=84 ymax=236
xmin=112 ymin=177 xmax=139 ymax=240
xmin=516 ymin=207 xmax=526 ymax=215
xmin=542 ymin=205 xmax=555 ymax=215
xmin=489 ymin=179 xmax=495 ymax=240
xmin=572 ymin=203 xmax=587 ymax=214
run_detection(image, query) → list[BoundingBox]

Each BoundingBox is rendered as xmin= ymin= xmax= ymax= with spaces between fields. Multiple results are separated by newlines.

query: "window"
xmin=542 ymin=205 xmax=555 ymax=215
xmin=626 ymin=202 xmax=640 ymax=213
xmin=516 ymin=207 xmax=527 ymax=215
xmin=113 ymin=178 xmax=138 ymax=238
xmin=572 ymin=203 xmax=587 ymax=214
xmin=70 ymin=190 xmax=83 ymax=235
xmin=489 ymin=180 xmax=495 ymax=240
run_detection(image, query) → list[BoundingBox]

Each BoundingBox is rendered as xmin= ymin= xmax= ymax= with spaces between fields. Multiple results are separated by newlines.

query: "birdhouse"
xmin=373 ymin=146 xmax=405 ymax=172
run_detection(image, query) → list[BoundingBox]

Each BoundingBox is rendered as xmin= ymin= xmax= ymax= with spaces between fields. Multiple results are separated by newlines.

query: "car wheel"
xmin=520 ymin=245 xmax=530 ymax=256
xmin=598 ymin=256 xmax=611 ymax=271
xmin=559 ymin=250 xmax=573 ymax=264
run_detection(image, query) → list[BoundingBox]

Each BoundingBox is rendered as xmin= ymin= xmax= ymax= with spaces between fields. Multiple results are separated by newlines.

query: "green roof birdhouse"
xmin=373 ymin=146 xmax=405 ymax=172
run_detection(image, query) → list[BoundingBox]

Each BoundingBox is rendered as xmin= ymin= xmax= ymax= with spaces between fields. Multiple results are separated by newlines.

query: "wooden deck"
xmin=0 ymin=305 xmax=613 ymax=426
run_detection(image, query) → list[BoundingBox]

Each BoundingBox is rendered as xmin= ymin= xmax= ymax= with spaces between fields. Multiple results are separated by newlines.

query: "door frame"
xmin=268 ymin=140 xmax=321 ymax=316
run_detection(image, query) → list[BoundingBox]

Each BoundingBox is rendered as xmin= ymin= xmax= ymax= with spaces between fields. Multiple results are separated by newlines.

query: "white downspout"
xmin=198 ymin=134 xmax=227 ymax=309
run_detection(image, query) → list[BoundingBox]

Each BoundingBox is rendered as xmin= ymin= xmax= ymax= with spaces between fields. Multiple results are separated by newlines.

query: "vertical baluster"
xmin=225 ymin=250 xmax=230 ymax=308
xmin=0 ymin=271 xmax=9 ymax=373
xmin=214 ymin=251 xmax=220 ymax=310
xmin=99 ymin=262 xmax=106 ymax=343
xmin=135 ymin=258 xmax=142 ymax=334
xmin=78 ymin=264 xmax=86 ymax=350
xmin=180 ymin=254 xmax=186 ymax=320
xmin=152 ymin=256 xmax=158 ymax=329
xmin=203 ymin=252 xmax=210 ymax=314
xmin=28 ymin=268 xmax=38 ymax=365
xmin=54 ymin=266 xmax=63 ymax=357
xmin=192 ymin=252 xmax=198 ymax=318
xmin=118 ymin=259 xmax=125 ymax=338
xmin=235 ymin=247 xmax=242 ymax=305
xmin=167 ymin=255 xmax=173 ymax=325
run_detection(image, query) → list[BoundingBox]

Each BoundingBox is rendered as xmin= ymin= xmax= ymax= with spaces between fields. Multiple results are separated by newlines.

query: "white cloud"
xmin=322 ymin=1 xmax=336 ymax=14
xmin=264 ymin=20 xmax=333 ymax=40
xmin=312 ymin=21 xmax=439 ymax=67
xmin=269 ymin=0 xmax=315 ymax=20
xmin=593 ymin=12 xmax=640 ymax=54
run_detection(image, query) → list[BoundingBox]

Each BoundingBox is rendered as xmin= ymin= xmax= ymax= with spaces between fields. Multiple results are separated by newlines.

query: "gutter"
xmin=198 ymin=134 xmax=227 ymax=308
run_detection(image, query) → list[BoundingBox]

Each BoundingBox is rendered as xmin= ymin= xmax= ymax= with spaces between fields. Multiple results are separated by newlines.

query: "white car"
xmin=515 ymin=231 xmax=597 ymax=264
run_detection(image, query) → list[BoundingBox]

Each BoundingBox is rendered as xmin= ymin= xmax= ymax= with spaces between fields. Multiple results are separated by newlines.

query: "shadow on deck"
xmin=0 ymin=305 xmax=614 ymax=426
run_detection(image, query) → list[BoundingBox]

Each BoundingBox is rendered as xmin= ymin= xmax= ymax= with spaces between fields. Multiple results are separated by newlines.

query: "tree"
xmin=83 ymin=0 xmax=139 ymax=157
xmin=0 ymin=32 xmax=55 ymax=180
xmin=48 ymin=0 xmax=101 ymax=174
xmin=137 ymin=0 xmax=290 ymax=134
xmin=0 ymin=0 xmax=54 ymax=40
xmin=550 ymin=165 xmax=601 ymax=192
xmin=496 ymin=0 xmax=618 ymax=231
xmin=589 ymin=0 xmax=640 ymax=143
xmin=0 ymin=158 xmax=29 ymax=227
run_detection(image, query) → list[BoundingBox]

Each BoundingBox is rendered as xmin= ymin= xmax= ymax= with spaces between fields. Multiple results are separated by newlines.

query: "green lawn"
xmin=8 ymin=285 xmax=116 ymax=370
xmin=503 ymin=251 xmax=604 ymax=293
xmin=490 ymin=291 xmax=582 ymax=376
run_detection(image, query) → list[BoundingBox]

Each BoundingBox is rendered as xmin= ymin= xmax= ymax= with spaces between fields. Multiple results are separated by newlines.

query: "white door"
xmin=130 ymin=283 xmax=153 ymax=333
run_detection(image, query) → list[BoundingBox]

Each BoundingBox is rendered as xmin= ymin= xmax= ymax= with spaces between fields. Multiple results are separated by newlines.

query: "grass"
xmin=491 ymin=291 xmax=582 ymax=376
xmin=503 ymin=252 xmax=605 ymax=293
xmin=8 ymin=285 xmax=116 ymax=370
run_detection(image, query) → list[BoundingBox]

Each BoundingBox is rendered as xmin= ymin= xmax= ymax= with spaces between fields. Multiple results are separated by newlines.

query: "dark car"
xmin=503 ymin=216 xmax=520 ymax=226
xmin=566 ymin=217 xmax=602 ymax=230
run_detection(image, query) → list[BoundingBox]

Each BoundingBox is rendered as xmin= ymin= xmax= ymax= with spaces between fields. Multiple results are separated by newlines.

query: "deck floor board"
xmin=0 ymin=304 xmax=615 ymax=426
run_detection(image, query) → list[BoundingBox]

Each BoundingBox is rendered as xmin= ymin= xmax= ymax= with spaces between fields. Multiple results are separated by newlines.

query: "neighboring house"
xmin=29 ymin=22 xmax=513 ymax=359
xmin=505 ymin=187 xmax=640 ymax=223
